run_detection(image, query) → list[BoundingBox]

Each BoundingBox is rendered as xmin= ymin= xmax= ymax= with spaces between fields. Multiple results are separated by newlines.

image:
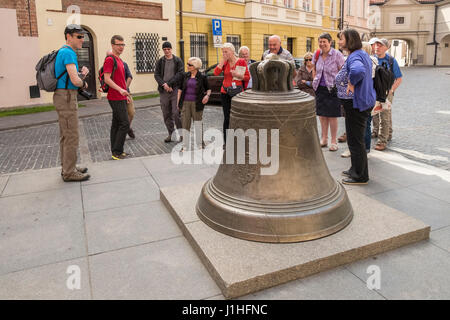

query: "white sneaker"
xmin=341 ymin=150 xmax=351 ymax=158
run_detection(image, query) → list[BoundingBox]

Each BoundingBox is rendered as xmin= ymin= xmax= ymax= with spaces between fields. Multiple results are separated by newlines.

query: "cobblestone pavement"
xmin=0 ymin=67 xmax=449 ymax=174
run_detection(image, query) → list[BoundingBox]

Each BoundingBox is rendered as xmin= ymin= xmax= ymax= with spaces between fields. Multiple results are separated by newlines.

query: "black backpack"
xmin=98 ymin=55 xmax=117 ymax=93
xmin=373 ymin=55 xmax=395 ymax=103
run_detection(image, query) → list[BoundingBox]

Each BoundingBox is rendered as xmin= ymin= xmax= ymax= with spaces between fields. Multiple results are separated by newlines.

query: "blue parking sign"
xmin=212 ymin=19 xmax=222 ymax=36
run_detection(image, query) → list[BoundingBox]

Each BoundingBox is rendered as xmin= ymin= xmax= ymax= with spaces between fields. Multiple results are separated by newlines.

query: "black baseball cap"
xmin=64 ymin=24 xmax=87 ymax=35
xmin=162 ymin=41 xmax=172 ymax=49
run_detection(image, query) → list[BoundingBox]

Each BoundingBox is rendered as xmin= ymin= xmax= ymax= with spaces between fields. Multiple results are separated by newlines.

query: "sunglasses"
xmin=187 ymin=63 xmax=194 ymax=67
xmin=76 ymin=35 xmax=84 ymax=39
xmin=113 ymin=43 xmax=126 ymax=47
xmin=304 ymin=58 xmax=312 ymax=61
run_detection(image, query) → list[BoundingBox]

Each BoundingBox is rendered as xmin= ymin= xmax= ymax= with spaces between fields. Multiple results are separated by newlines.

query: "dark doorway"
xmin=76 ymin=29 xmax=96 ymax=100
xmin=287 ymin=37 xmax=294 ymax=55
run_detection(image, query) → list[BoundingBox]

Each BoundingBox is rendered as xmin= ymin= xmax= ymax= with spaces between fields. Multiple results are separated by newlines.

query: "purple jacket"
xmin=312 ymin=48 xmax=345 ymax=91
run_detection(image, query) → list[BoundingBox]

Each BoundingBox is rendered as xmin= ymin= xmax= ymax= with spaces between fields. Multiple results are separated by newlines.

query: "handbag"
xmin=223 ymin=85 xmax=243 ymax=97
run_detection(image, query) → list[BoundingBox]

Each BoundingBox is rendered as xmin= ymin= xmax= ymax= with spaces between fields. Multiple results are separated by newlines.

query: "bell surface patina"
xmin=196 ymin=54 xmax=353 ymax=243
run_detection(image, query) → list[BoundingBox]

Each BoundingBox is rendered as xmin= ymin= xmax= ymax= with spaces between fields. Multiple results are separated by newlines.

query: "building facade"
xmin=0 ymin=0 xmax=176 ymax=109
xmin=369 ymin=0 xmax=450 ymax=66
xmin=341 ymin=0 xmax=371 ymax=40
xmin=177 ymin=0 xmax=342 ymax=67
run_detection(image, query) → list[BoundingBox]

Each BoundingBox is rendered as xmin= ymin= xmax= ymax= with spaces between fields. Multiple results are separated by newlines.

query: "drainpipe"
xmin=339 ymin=0 xmax=344 ymax=30
xmin=179 ymin=0 xmax=185 ymax=64
xmin=426 ymin=5 xmax=439 ymax=66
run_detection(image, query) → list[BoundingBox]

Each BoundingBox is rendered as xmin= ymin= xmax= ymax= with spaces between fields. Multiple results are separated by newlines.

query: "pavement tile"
xmin=85 ymin=201 xmax=182 ymax=255
xmin=346 ymin=241 xmax=450 ymax=299
xmin=0 ymin=187 xmax=83 ymax=227
xmin=0 ymin=258 xmax=90 ymax=300
xmin=2 ymin=167 xmax=77 ymax=196
xmin=408 ymin=179 xmax=450 ymax=204
xmin=240 ymin=267 xmax=384 ymax=300
xmin=81 ymin=158 xmax=150 ymax=186
xmin=0 ymin=213 xmax=86 ymax=276
xmin=89 ymin=237 xmax=221 ymax=299
xmin=82 ymin=176 xmax=159 ymax=212
xmin=430 ymin=226 xmax=450 ymax=253
xmin=370 ymin=188 xmax=450 ymax=230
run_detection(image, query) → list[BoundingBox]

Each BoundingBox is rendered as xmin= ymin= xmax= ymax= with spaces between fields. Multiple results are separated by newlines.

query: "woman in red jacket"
xmin=214 ymin=42 xmax=250 ymax=145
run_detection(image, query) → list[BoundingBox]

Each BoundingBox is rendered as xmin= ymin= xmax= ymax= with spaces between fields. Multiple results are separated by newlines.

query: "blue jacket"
xmin=346 ymin=50 xmax=376 ymax=111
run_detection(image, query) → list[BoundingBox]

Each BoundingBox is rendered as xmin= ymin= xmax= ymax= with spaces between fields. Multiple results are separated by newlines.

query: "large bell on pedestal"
xmin=196 ymin=54 xmax=353 ymax=243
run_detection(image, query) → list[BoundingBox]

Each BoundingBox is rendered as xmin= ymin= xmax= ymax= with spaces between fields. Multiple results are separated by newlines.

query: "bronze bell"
xmin=196 ymin=54 xmax=353 ymax=243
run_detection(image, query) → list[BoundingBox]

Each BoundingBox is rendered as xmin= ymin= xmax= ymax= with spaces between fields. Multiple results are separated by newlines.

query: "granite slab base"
xmin=160 ymin=181 xmax=430 ymax=299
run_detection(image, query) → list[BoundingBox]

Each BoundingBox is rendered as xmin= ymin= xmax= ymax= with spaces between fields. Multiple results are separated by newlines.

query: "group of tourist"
xmin=53 ymin=23 xmax=401 ymax=187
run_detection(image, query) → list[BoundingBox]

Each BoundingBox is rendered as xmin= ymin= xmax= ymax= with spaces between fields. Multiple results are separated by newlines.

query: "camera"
xmin=78 ymin=70 xmax=92 ymax=99
xmin=78 ymin=88 xmax=93 ymax=99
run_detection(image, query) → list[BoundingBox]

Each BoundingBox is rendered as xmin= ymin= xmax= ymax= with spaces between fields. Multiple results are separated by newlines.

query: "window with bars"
xmin=135 ymin=33 xmax=159 ymax=73
xmin=263 ymin=34 xmax=271 ymax=52
xmin=190 ymin=33 xmax=208 ymax=68
xmin=226 ymin=35 xmax=241 ymax=53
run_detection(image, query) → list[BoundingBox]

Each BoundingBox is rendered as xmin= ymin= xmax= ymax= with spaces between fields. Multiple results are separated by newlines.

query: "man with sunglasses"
xmin=54 ymin=24 xmax=90 ymax=182
xmin=154 ymin=41 xmax=184 ymax=143
xmin=103 ymin=35 xmax=131 ymax=160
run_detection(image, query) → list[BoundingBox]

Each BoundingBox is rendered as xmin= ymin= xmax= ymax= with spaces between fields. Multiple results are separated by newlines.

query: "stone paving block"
xmin=0 ymin=175 xmax=9 ymax=196
xmin=346 ymin=241 xmax=450 ymax=299
xmin=85 ymin=201 xmax=182 ymax=255
xmin=0 ymin=257 xmax=90 ymax=300
xmin=370 ymin=188 xmax=450 ymax=230
xmin=89 ymin=237 xmax=221 ymax=300
xmin=0 ymin=214 xmax=86 ymax=276
xmin=409 ymin=179 xmax=450 ymax=204
xmin=2 ymin=167 xmax=77 ymax=196
xmin=82 ymin=176 xmax=159 ymax=213
xmin=240 ymin=267 xmax=384 ymax=300
xmin=161 ymin=182 xmax=430 ymax=299
xmin=430 ymin=226 xmax=450 ymax=253
xmin=0 ymin=187 xmax=83 ymax=226
xmin=150 ymin=165 xmax=214 ymax=189
xmin=81 ymin=158 xmax=150 ymax=186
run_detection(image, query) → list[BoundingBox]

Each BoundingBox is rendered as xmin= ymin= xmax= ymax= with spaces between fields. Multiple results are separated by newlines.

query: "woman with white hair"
xmin=177 ymin=57 xmax=211 ymax=149
xmin=214 ymin=42 xmax=250 ymax=144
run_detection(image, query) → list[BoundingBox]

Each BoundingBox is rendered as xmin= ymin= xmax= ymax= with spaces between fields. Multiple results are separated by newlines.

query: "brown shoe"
xmin=164 ymin=136 xmax=172 ymax=143
xmin=61 ymin=166 xmax=88 ymax=176
xmin=338 ymin=133 xmax=347 ymax=143
xmin=371 ymin=132 xmax=378 ymax=138
xmin=375 ymin=143 xmax=386 ymax=151
xmin=63 ymin=171 xmax=90 ymax=182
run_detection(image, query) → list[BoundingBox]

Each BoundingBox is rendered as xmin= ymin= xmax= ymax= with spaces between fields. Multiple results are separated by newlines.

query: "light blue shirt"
xmin=55 ymin=45 xmax=79 ymax=90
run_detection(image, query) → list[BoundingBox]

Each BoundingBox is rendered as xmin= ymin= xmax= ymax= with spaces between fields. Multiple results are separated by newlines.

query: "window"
xmin=263 ymin=35 xmax=271 ymax=52
xmin=284 ymin=0 xmax=293 ymax=8
xmin=190 ymin=33 xmax=208 ymax=68
xmin=330 ymin=0 xmax=336 ymax=17
xmin=260 ymin=0 xmax=271 ymax=4
xmin=396 ymin=17 xmax=405 ymax=24
xmin=135 ymin=33 xmax=159 ymax=73
xmin=306 ymin=37 xmax=313 ymax=52
xmin=303 ymin=0 xmax=311 ymax=12
xmin=226 ymin=35 xmax=241 ymax=54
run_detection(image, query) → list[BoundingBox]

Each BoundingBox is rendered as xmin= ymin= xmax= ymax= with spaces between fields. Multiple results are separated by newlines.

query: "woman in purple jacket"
xmin=338 ymin=29 xmax=376 ymax=185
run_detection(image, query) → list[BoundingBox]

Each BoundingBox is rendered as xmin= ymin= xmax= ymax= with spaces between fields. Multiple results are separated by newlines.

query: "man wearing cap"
xmin=54 ymin=24 xmax=90 ymax=181
xmin=373 ymin=38 xmax=403 ymax=151
xmin=154 ymin=41 xmax=184 ymax=143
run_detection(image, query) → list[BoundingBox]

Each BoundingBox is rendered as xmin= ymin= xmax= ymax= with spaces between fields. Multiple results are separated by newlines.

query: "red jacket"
xmin=214 ymin=58 xmax=250 ymax=94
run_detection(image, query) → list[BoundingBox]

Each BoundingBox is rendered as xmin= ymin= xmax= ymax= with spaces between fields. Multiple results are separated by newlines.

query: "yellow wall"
xmin=177 ymin=0 xmax=340 ymax=67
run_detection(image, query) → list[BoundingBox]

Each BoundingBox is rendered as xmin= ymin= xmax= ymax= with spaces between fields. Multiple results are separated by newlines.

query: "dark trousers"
xmin=160 ymin=90 xmax=181 ymax=135
xmin=342 ymin=99 xmax=371 ymax=182
xmin=365 ymin=114 xmax=373 ymax=151
xmin=221 ymin=93 xmax=232 ymax=143
xmin=108 ymin=99 xmax=130 ymax=155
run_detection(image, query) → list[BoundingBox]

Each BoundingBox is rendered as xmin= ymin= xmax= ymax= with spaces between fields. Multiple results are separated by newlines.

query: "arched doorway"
xmin=387 ymin=39 xmax=412 ymax=67
xmin=439 ymin=34 xmax=450 ymax=65
xmin=76 ymin=28 xmax=96 ymax=100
